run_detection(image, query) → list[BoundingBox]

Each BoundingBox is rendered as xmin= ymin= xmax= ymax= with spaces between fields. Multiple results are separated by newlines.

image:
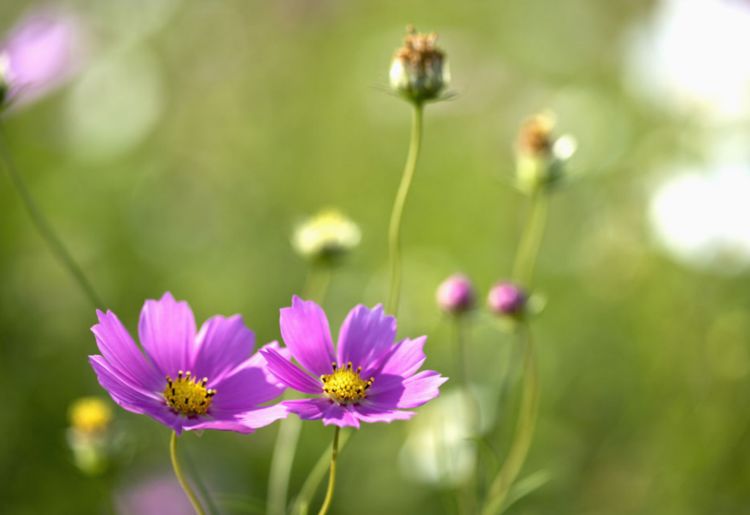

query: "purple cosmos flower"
xmin=487 ymin=281 xmax=527 ymax=316
xmin=89 ymin=292 xmax=288 ymax=434
xmin=262 ymin=296 xmax=447 ymax=429
xmin=436 ymin=274 xmax=475 ymax=314
xmin=0 ymin=7 xmax=84 ymax=107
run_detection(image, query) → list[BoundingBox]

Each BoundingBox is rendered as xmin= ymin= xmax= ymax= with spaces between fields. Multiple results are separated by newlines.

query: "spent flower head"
xmin=262 ymin=296 xmax=447 ymax=428
xmin=515 ymin=112 xmax=577 ymax=194
xmin=436 ymin=274 xmax=476 ymax=315
xmin=389 ymin=25 xmax=450 ymax=105
xmin=89 ymin=292 xmax=288 ymax=434
xmin=292 ymin=208 xmax=361 ymax=264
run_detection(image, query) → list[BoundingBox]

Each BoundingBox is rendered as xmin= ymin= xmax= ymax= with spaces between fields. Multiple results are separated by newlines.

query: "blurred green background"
xmin=2 ymin=0 xmax=750 ymax=514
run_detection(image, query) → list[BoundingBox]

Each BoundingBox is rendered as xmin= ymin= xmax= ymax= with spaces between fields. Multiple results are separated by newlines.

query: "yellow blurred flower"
xmin=69 ymin=396 xmax=112 ymax=435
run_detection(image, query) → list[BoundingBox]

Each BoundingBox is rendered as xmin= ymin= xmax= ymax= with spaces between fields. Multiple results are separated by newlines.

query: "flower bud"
xmin=292 ymin=209 xmax=361 ymax=264
xmin=487 ymin=281 xmax=527 ymax=317
xmin=436 ymin=274 xmax=476 ymax=315
xmin=515 ymin=113 xmax=577 ymax=195
xmin=389 ymin=25 xmax=449 ymax=105
xmin=67 ymin=397 xmax=114 ymax=475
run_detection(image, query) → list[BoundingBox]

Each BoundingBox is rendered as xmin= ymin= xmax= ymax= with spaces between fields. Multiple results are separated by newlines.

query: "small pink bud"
xmin=436 ymin=274 xmax=475 ymax=314
xmin=487 ymin=281 xmax=527 ymax=316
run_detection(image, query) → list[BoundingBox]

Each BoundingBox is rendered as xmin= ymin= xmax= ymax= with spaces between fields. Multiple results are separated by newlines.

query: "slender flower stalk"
xmin=303 ymin=265 xmax=332 ymax=306
xmin=481 ymin=324 xmax=538 ymax=515
xmin=511 ymin=191 xmax=548 ymax=287
xmin=0 ymin=125 xmax=103 ymax=308
xmin=317 ymin=426 xmax=340 ymax=515
xmin=386 ymin=26 xmax=449 ymax=315
xmin=387 ymin=102 xmax=423 ymax=314
xmin=453 ymin=315 xmax=480 ymax=515
xmin=452 ymin=315 xmax=470 ymax=393
xmin=482 ymin=113 xmax=566 ymax=511
xmin=170 ymin=432 xmax=206 ymax=515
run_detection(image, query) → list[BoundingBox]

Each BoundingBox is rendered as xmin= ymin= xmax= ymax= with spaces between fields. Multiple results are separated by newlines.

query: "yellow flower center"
xmin=164 ymin=371 xmax=216 ymax=417
xmin=321 ymin=362 xmax=374 ymax=405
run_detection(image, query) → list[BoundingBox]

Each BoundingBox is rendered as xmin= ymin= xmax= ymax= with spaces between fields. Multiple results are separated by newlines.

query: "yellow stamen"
xmin=320 ymin=362 xmax=374 ymax=405
xmin=163 ymin=370 xmax=215 ymax=417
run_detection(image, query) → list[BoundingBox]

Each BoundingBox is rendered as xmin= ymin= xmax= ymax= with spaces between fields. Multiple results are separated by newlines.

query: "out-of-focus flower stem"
xmin=170 ymin=432 xmax=206 ymax=515
xmin=182 ymin=441 xmax=218 ymax=515
xmin=482 ymin=324 xmax=539 ymax=515
xmin=268 ymin=266 xmax=332 ymax=515
xmin=387 ymin=102 xmax=424 ymax=316
xmin=0 ymin=124 xmax=103 ymax=308
xmin=511 ymin=190 xmax=548 ymax=287
xmin=317 ymin=426 xmax=340 ymax=515
xmin=454 ymin=316 xmax=479 ymax=515
xmin=484 ymin=187 xmax=549 ymax=515
xmin=303 ymin=264 xmax=331 ymax=305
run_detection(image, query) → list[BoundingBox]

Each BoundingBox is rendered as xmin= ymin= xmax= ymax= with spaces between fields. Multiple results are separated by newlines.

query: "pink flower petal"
xmin=91 ymin=309 xmax=163 ymax=391
xmin=262 ymin=346 xmax=323 ymax=395
xmin=337 ymin=304 xmax=396 ymax=370
xmin=279 ymin=296 xmax=335 ymax=376
xmin=191 ymin=314 xmax=255 ymax=382
xmin=138 ymin=292 xmax=196 ymax=377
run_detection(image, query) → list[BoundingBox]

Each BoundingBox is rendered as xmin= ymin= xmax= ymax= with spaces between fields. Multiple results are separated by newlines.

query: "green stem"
xmin=170 ymin=432 xmax=206 ymax=515
xmin=268 ymin=416 xmax=302 ymax=515
xmin=267 ymin=266 xmax=333 ymax=515
xmin=317 ymin=426 xmax=340 ymax=515
xmin=386 ymin=102 xmax=424 ymax=315
xmin=292 ymin=430 xmax=351 ymax=515
xmin=0 ymin=124 xmax=103 ymax=308
xmin=303 ymin=265 xmax=332 ymax=304
xmin=453 ymin=316 xmax=470 ymax=390
xmin=511 ymin=191 xmax=548 ymax=288
xmin=481 ymin=325 xmax=539 ymax=515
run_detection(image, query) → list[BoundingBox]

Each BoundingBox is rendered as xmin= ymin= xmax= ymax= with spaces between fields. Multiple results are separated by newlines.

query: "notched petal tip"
xmin=159 ymin=291 xmax=176 ymax=302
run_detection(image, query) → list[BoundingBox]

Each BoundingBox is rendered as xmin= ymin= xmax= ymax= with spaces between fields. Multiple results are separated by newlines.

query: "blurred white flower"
xmin=649 ymin=162 xmax=750 ymax=274
xmin=626 ymin=0 xmax=750 ymax=121
xmin=398 ymin=389 xmax=476 ymax=487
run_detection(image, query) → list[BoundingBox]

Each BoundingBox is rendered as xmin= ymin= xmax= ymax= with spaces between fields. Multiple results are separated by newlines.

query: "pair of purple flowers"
xmin=89 ymin=293 xmax=446 ymax=434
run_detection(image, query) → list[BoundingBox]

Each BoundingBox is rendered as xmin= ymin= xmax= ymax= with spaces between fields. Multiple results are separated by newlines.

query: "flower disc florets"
xmin=389 ymin=25 xmax=449 ymax=104
xmin=321 ymin=362 xmax=374 ymax=405
xmin=164 ymin=371 xmax=216 ymax=417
